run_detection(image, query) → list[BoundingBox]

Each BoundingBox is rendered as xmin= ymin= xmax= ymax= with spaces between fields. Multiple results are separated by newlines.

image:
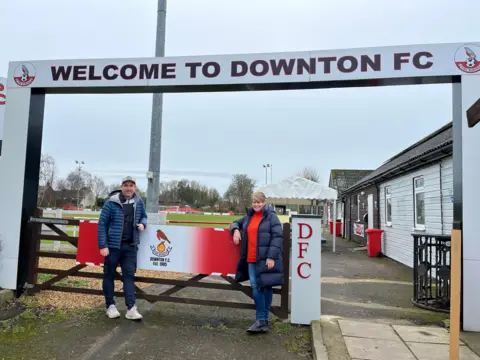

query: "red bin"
xmin=329 ymin=220 xmax=342 ymax=235
xmin=366 ymin=228 xmax=384 ymax=257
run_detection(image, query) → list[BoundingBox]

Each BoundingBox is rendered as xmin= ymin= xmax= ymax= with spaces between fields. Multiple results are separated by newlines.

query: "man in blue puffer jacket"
xmin=98 ymin=176 xmax=148 ymax=320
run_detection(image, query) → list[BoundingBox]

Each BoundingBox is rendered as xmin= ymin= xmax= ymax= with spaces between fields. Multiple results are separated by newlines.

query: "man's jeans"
xmin=103 ymin=243 xmax=138 ymax=310
xmin=248 ymin=262 xmax=273 ymax=321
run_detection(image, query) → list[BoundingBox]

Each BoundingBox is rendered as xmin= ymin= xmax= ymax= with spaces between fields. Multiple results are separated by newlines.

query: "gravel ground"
xmin=30 ymin=257 xmax=185 ymax=309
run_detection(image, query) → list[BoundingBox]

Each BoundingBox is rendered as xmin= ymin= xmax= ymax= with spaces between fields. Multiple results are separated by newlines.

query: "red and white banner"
xmin=353 ymin=223 xmax=365 ymax=237
xmin=76 ymin=221 xmax=240 ymax=277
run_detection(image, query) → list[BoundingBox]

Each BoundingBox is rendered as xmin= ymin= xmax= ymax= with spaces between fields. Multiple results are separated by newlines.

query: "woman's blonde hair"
xmin=252 ymin=191 xmax=266 ymax=203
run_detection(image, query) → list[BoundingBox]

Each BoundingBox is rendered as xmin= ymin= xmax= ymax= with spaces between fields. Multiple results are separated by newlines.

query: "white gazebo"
xmin=256 ymin=176 xmax=339 ymax=251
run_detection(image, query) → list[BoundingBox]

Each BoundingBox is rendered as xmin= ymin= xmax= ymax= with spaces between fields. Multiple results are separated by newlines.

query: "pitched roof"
xmin=329 ymin=169 xmax=375 ymax=193
xmin=344 ymin=121 xmax=453 ymax=193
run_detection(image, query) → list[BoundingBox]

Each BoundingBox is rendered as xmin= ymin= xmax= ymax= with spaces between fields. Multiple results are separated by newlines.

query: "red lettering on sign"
xmin=0 ymin=83 xmax=5 ymax=105
xmin=298 ymin=242 xmax=309 ymax=259
xmin=297 ymin=262 xmax=311 ymax=279
xmin=298 ymin=223 xmax=312 ymax=239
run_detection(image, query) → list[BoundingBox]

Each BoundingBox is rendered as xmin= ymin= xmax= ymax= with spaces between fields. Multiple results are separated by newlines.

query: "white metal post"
xmin=52 ymin=209 xmax=63 ymax=251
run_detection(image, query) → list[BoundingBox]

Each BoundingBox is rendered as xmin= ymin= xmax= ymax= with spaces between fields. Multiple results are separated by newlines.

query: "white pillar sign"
xmin=291 ymin=214 xmax=322 ymax=325
xmin=461 ymin=74 xmax=480 ymax=331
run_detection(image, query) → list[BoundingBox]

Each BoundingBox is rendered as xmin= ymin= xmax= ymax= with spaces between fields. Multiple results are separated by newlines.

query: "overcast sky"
xmin=1 ymin=0 xmax=477 ymax=194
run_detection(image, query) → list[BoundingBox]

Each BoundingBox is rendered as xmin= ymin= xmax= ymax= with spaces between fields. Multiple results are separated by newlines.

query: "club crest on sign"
xmin=150 ymin=229 xmax=172 ymax=257
xmin=13 ymin=63 xmax=36 ymax=87
xmin=454 ymin=44 xmax=480 ymax=73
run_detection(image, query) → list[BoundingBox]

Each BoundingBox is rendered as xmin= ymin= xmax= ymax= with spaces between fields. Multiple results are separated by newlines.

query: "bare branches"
xmin=297 ymin=167 xmax=320 ymax=183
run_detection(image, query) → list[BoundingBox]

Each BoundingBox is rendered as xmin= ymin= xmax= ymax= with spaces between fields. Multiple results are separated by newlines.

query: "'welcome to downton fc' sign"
xmin=7 ymin=42 xmax=480 ymax=89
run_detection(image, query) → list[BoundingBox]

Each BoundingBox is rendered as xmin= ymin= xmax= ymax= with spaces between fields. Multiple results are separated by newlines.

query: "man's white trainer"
xmin=125 ymin=305 xmax=143 ymax=320
xmin=106 ymin=305 xmax=121 ymax=319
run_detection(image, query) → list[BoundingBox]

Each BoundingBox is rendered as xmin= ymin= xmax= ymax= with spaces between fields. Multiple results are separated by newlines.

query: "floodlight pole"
xmin=146 ymin=0 xmax=167 ymax=213
xmin=75 ymin=160 xmax=84 ymax=209
xmin=263 ymin=164 xmax=271 ymax=185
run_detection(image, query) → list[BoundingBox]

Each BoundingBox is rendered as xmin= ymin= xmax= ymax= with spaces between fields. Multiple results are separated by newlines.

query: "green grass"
xmin=43 ymin=212 xmax=99 ymax=219
xmin=167 ymin=213 xmax=240 ymax=222
xmin=166 ymin=213 xmax=241 ymax=228
xmin=39 ymin=213 xmax=242 ymax=240
xmin=47 ymin=212 xmax=241 ymax=222
xmin=40 ymin=228 xmax=77 ymax=245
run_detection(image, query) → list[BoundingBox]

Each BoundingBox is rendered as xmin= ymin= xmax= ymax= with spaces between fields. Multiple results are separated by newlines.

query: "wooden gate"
xmin=26 ymin=209 xmax=291 ymax=319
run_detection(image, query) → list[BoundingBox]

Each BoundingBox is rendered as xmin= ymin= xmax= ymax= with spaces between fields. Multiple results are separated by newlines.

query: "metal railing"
xmin=412 ymin=233 xmax=451 ymax=313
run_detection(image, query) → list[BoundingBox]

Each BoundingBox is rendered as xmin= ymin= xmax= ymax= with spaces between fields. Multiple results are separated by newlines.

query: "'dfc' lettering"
xmin=297 ymin=262 xmax=311 ymax=279
xmin=298 ymin=223 xmax=312 ymax=239
xmin=0 ymin=83 xmax=5 ymax=105
xmin=298 ymin=242 xmax=309 ymax=259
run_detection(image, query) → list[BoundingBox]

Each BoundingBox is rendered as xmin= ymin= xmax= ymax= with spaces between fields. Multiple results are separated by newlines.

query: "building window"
xmin=385 ymin=186 xmax=392 ymax=226
xmin=357 ymin=194 xmax=360 ymax=221
xmin=413 ymin=176 xmax=425 ymax=230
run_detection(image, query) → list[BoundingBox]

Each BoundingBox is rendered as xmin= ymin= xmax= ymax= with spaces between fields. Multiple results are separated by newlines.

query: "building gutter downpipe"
xmin=374 ymin=182 xmax=381 ymax=229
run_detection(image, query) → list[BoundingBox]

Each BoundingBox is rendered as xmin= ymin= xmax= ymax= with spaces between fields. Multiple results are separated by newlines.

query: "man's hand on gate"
xmin=137 ymin=224 xmax=145 ymax=231
xmin=233 ymin=229 xmax=241 ymax=245
xmin=100 ymin=248 xmax=109 ymax=257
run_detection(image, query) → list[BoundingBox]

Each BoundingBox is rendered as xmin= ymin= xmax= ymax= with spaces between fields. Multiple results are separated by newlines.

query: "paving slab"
xmin=338 ymin=319 xmax=399 ymax=341
xmin=311 ymin=320 xmax=328 ymax=360
xmin=461 ymin=332 xmax=480 ymax=356
xmin=318 ymin=318 xmax=351 ymax=360
xmin=406 ymin=342 xmax=480 ymax=360
xmin=393 ymin=324 xmax=460 ymax=344
xmin=343 ymin=336 xmax=416 ymax=360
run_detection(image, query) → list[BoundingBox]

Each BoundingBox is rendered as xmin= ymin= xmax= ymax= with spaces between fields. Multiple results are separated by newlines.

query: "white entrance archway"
xmin=1 ymin=42 xmax=479 ymax=333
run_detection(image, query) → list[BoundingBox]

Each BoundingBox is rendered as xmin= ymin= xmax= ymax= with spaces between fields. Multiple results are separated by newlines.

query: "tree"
xmin=64 ymin=169 xmax=92 ymax=191
xmin=54 ymin=178 xmax=67 ymax=191
xmin=0 ymin=235 xmax=3 ymax=272
xmin=159 ymin=179 xmax=221 ymax=209
xmin=159 ymin=180 xmax=180 ymax=205
xmin=90 ymin=175 xmax=108 ymax=210
xmin=53 ymin=168 xmax=94 ymax=208
xmin=107 ymin=183 xmax=121 ymax=194
xmin=224 ymin=174 xmax=256 ymax=213
xmin=207 ymin=188 xmax=221 ymax=208
xmin=39 ymin=154 xmax=56 ymax=187
xmin=136 ymin=187 xmax=147 ymax=203
xmin=297 ymin=167 xmax=320 ymax=183
xmin=38 ymin=154 xmax=57 ymax=206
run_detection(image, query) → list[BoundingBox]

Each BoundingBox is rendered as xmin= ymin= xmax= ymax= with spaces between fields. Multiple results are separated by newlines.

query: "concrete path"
xmin=314 ymin=234 xmax=480 ymax=359
xmin=317 ymin=318 xmax=480 ymax=360
xmin=320 ymin=234 xmax=447 ymax=326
